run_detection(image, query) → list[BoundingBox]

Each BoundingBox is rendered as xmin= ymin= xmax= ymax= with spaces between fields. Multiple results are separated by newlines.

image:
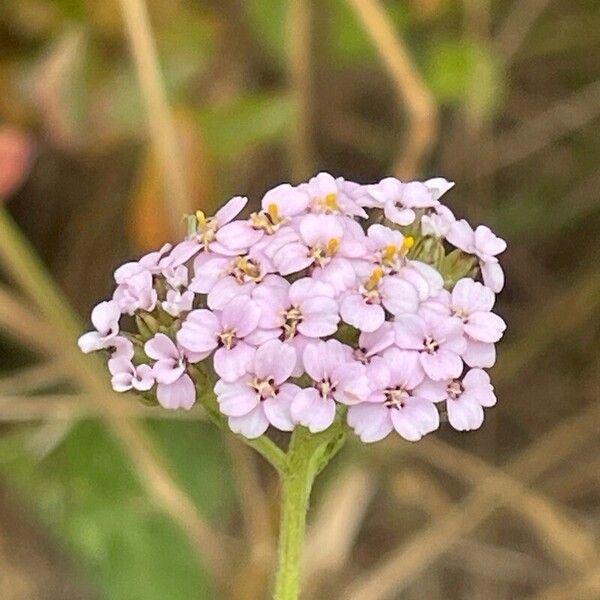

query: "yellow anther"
xmin=324 ymin=193 xmax=340 ymax=211
xmin=365 ymin=268 xmax=384 ymax=291
xmin=401 ymin=236 xmax=415 ymax=254
xmin=326 ymin=237 xmax=340 ymax=256
xmin=267 ymin=203 xmax=280 ymax=222
xmin=384 ymin=244 xmax=397 ymax=260
xmin=196 ymin=210 xmax=208 ymax=227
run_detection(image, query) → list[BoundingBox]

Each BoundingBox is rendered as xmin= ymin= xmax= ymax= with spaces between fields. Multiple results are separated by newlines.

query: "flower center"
xmin=282 ymin=306 xmax=303 ymax=339
xmin=218 ymin=328 xmax=237 ymax=349
xmin=249 ymin=376 xmax=277 ymax=400
xmin=195 ymin=210 xmax=218 ymax=248
xmin=249 ymin=203 xmax=288 ymax=234
xmin=423 ymin=335 xmax=440 ymax=354
xmin=311 ymin=238 xmax=340 ymax=266
xmin=232 ymin=256 xmax=263 ymax=283
xmin=451 ymin=306 xmax=468 ymax=321
xmin=447 ymin=379 xmax=464 ymax=400
xmin=378 ymin=237 xmax=414 ymax=271
xmin=315 ymin=193 xmax=341 ymax=214
xmin=384 ymin=387 xmax=409 ymax=409
xmin=317 ymin=378 xmax=336 ymax=400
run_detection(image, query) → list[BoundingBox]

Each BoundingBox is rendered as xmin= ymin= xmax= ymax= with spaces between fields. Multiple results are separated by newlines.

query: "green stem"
xmin=274 ymin=418 xmax=347 ymax=600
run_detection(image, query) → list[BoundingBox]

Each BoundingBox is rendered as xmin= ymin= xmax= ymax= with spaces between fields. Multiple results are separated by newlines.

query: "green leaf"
xmin=0 ymin=419 xmax=233 ymax=600
xmin=195 ymin=92 xmax=293 ymax=162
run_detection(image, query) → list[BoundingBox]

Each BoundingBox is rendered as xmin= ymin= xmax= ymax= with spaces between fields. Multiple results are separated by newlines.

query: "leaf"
xmin=0 ymin=419 xmax=234 ymax=600
xmin=195 ymin=92 xmax=293 ymax=163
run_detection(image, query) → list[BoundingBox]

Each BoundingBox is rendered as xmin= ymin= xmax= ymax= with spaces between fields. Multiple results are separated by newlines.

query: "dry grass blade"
xmin=303 ymin=465 xmax=376 ymax=580
xmin=479 ymin=80 xmax=600 ymax=176
xmin=118 ymin=0 xmax=191 ymax=233
xmin=348 ymin=0 xmax=438 ymax=178
xmin=494 ymin=0 xmax=554 ymax=64
xmin=0 ymin=363 xmax=66 ymax=396
xmin=403 ymin=437 xmax=597 ymax=569
xmin=342 ymin=402 xmax=600 ymax=600
xmin=287 ymin=0 xmax=314 ymax=181
xmin=0 ymin=394 xmax=208 ymax=421
xmin=227 ymin=439 xmax=275 ymax=600
xmin=0 ymin=207 xmax=228 ymax=580
xmin=0 ymin=285 xmax=58 ymax=356
xmin=526 ymin=566 xmax=600 ymax=600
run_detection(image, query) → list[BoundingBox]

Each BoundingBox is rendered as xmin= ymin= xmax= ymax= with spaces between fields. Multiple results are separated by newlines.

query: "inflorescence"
xmin=79 ymin=172 xmax=506 ymax=442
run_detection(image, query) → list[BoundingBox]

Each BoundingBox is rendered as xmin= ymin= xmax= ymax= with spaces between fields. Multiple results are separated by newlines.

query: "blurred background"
xmin=0 ymin=0 xmax=599 ymax=598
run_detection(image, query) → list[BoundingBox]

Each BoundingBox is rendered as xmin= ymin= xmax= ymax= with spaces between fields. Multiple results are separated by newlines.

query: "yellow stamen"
xmin=384 ymin=244 xmax=397 ymax=261
xmin=267 ymin=203 xmax=280 ymax=222
xmin=196 ymin=210 xmax=207 ymax=228
xmin=326 ymin=237 xmax=340 ymax=256
xmin=324 ymin=193 xmax=340 ymax=211
xmin=366 ymin=268 xmax=384 ymax=291
xmin=401 ymin=236 xmax=415 ymax=255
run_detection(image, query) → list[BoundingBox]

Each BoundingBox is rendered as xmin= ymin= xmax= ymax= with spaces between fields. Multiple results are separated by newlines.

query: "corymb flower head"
xmin=79 ymin=172 xmax=506 ymax=442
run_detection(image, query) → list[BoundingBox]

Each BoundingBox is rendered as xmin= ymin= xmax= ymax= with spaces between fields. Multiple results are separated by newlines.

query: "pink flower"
xmin=162 ymin=289 xmax=194 ymax=317
xmin=113 ymin=270 xmax=157 ymax=315
xmin=417 ymin=368 xmax=496 ymax=431
xmin=446 ymin=220 xmax=506 ymax=292
xmin=451 ymin=278 xmax=506 ymax=343
xmin=144 ymin=333 xmax=196 ymax=410
xmin=216 ymin=184 xmax=309 ymax=252
xmin=291 ymin=340 xmax=370 ymax=432
xmin=113 ymin=243 xmax=172 ymax=283
xmin=368 ymin=178 xmax=438 ymax=226
xmin=108 ymin=357 xmax=154 ymax=392
xmin=347 ymin=349 xmax=439 ymax=442
xmin=301 ymin=172 xmax=368 ymax=218
xmin=78 ymin=300 xmax=121 ymax=352
xmin=176 ymin=297 xmax=261 ymax=381
xmin=421 ymin=205 xmax=456 ymax=238
xmin=252 ymin=276 xmax=339 ymax=339
xmin=340 ymin=268 xmax=419 ymax=332
xmin=354 ymin=323 xmax=396 ymax=363
xmin=214 ymin=339 xmax=298 ymax=438
xmin=395 ymin=314 xmax=467 ymax=380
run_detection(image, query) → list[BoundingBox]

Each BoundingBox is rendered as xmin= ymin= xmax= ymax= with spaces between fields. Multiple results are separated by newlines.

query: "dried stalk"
xmin=348 ymin=0 xmax=438 ymax=178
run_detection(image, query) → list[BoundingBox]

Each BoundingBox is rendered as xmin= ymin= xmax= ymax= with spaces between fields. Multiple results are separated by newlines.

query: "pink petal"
xmin=452 ymin=278 xmax=495 ymax=313
xmin=78 ymin=331 xmax=104 ymax=353
xmin=273 ymin=242 xmax=313 ymax=275
xmin=347 ymin=403 xmax=393 ymax=443
xmin=394 ymin=314 xmax=427 ymax=350
xmin=414 ymin=378 xmax=448 ymax=403
xmin=145 ymin=333 xmax=178 ymax=361
xmin=289 ymin=277 xmax=335 ymax=304
xmin=383 ymin=348 xmax=424 ymax=390
xmin=383 ymin=202 xmax=415 ymax=226
xmin=358 ymin=323 xmax=396 ymax=358
xmin=447 ymin=395 xmax=484 ymax=431
xmin=464 ymin=311 xmax=506 ymax=343
xmin=253 ymin=339 xmax=296 ymax=384
xmin=228 ymin=405 xmax=269 ymax=438
xmin=153 ymin=358 xmax=185 ymax=385
xmin=207 ymin=276 xmax=255 ymax=311
xmin=313 ymin=258 xmax=356 ymax=293
xmin=420 ymin=349 xmax=463 ymax=381
xmin=389 ymin=398 xmax=439 ymax=441
xmin=424 ymin=177 xmax=454 ymax=201
xmin=297 ymin=297 xmax=339 ymax=337
xmin=446 ymin=219 xmax=475 ymax=252
xmin=462 ymin=339 xmax=496 ymax=368
xmin=176 ymin=310 xmax=219 ymax=353
xmin=215 ymin=195 xmax=248 ymax=226
xmin=261 ymin=183 xmax=309 ymax=216
xmin=474 ymin=225 xmax=506 ymax=257
xmin=463 ymin=369 xmax=496 ymax=407
xmin=299 ymin=214 xmax=342 ymax=247
xmin=216 ymin=220 xmax=263 ymax=251
xmin=220 ymin=297 xmax=260 ymax=338
xmin=215 ymin=377 xmax=258 ymax=416
xmin=262 ymin=383 xmax=298 ymax=431
xmin=157 ymin=374 xmax=195 ymax=410
xmin=481 ymin=261 xmax=505 ymax=293
xmin=380 ymin=277 xmax=419 ymax=315
xmin=189 ymin=254 xmax=229 ymax=293
xmin=214 ymin=342 xmax=255 ymax=382
xmin=340 ymin=293 xmax=385 ymax=333
xmin=290 ymin=388 xmax=336 ymax=433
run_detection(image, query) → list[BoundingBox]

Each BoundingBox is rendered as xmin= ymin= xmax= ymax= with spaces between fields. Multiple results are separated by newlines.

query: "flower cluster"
xmin=79 ymin=172 xmax=506 ymax=442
